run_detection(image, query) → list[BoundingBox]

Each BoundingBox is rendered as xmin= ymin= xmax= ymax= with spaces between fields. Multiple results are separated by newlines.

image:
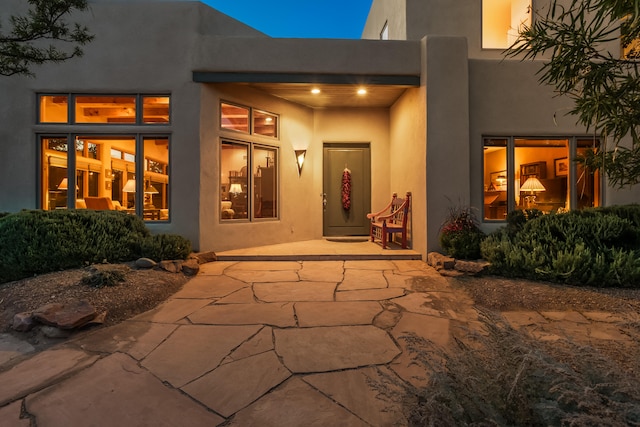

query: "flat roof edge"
xmin=192 ymin=72 xmax=420 ymax=86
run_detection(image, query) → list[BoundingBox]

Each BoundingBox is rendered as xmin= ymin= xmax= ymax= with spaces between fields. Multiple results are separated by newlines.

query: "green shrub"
xmin=481 ymin=207 xmax=640 ymax=287
xmin=0 ymin=210 xmax=191 ymax=283
xmin=81 ymin=265 xmax=129 ymax=288
xmin=439 ymin=205 xmax=485 ymax=260
xmin=140 ymin=233 xmax=192 ymax=262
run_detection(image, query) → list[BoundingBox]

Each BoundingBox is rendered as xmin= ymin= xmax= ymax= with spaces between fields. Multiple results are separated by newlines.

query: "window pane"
xmin=577 ymin=139 xmax=601 ymax=209
xmin=75 ymin=96 xmax=136 ymax=124
xmin=483 ymin=138 xmax=507 ymax=220
xmin=221 ymin=142 xmax=249 ymax=220
xmin=254 ymin=146 xmax=278 ymax=218
xmin=515 ymin=138 xmax=568 ymax=213
xmin=39 ymin=95 xmax=68 ymax=123
xmin=253 ymin=110 xmax=278 ymax=138
xmin=143 ymin=137 xmax=170 ymax=221
xmin=108 ymin=137 xmax=136 ymax=209
xmin=221 ymin=102 xmax=250 ymax=133
xmin=41 ymin=137 xmax=69 ymax=210
xmin=483 ymin=0 xmax=531 ymax=49
xmin=143 ymin=96 xmax=170 ymax=124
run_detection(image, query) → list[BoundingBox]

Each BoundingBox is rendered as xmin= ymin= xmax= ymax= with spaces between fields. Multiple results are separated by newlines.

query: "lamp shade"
xmin=521 ymin=177 xmax=546 ymax=192
xmin=122 ymin=179 xmax=136 ymax=192
xmin=294 ymin=150 xmax=306 ymax=175
xmin=229 ymin=183 xmax=243 ymax=194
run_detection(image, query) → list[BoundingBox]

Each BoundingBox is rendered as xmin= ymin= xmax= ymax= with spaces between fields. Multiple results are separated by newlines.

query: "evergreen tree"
xmin=508 ymin=0 xmax=640 ymax=187
xmin=0 ymin=0 xmax=93 ymax=77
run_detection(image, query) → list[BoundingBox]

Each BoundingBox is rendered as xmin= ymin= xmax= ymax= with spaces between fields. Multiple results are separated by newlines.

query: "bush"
xmin=481 ymin=206 xmax=640 ymax=287
xmin=439 ymin=205 xmax=485 ymax=260
xmin=0 ymin=210 xmax=191 ymax=283
xmin=81 ymin=265 xmax=129 ymax=288
xmin=140 ymin=233 xmax=192 ymax=262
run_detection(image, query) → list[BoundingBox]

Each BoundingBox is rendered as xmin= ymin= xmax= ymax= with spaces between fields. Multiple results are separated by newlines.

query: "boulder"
xmin=454 ymin=259 xmax=490 ymax=275
xmin=32 ymin=300 xmax=97 ymax=330
xmin=135 ymin=257 xmax=157 ymax=269
xmin=159 ymin=260 xmax=182 ymax=273
xmin=427 ymin=252 xmax=455 ymax=270
xmin=195 ymin=251 xmax=217 ymax=264
xmin=12 ymin=312 xmax=35 ymax=332
xmin=181 ymin=259 xmax=200 ymax=276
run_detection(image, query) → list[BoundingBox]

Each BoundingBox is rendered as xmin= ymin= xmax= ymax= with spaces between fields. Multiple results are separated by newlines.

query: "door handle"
xmin=322 ymin=193 xmax=327 ymax=208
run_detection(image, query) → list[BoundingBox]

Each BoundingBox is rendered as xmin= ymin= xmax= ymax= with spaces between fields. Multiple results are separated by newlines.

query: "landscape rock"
xmin=427 ymin=252 xmax=455 ymax=270
xmin=12 ymin=312 xmax=35 ymax=332
xmin=454 ymin=259 xmax=490 ymax=275
xmin=195 ymin=251 xmax=217 ymax=264
xmin=135 ymin=258 xmax=157 ymax=269
xmin=40 ymin=326 xmax=72 ymax=338
xmin=181 ymin=259 xmax=200 ymax=276
xmin=159 ymin=260 xmax=182 ymax=273
xmin=33 ymin=300 xmax=97 ymax=329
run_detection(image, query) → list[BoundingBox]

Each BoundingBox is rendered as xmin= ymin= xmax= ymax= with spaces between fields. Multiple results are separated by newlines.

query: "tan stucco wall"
xmin=197 ymin=84 xmax=393 ymax=252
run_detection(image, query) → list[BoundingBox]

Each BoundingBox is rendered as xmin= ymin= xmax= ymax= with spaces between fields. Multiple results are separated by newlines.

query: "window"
xmin=482 ymin=0 xmax=531 ymax=49
xmin=483 ymin=137 xmax=601 ymax=221
xmin=41 ymin=135 xmax=170 ymax=221
xmin=220 ymin=101 xmax=279 ymax=138
xmin=380 ymin=22 xmax=389 ymax=40
xmin=38 ymin=94 xmax=170 ymax=125
xmin=221 ymin=102 xmax=250 ymax=133
xmin=221 ymin=140 xmax=278 ymax=221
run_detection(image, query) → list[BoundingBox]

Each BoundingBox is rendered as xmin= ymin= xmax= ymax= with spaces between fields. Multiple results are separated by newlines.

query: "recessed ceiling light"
xmin=311 ymin=88 xmax=321 ymax=94
xmin=357 ymin=88 xmax=367 ymax=95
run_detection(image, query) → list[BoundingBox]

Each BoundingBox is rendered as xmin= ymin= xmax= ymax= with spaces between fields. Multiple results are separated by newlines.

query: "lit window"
xmin=39 ymin=95 xmax=68 ymax=123
xmin=253 ymin=110 xmax=278 ymax=138
xmin=482 ymin=0 xmax=531 ymax=49
xmin=221 ymin=141 xmax=278 ymax=221
xmin=483 ymin=137 xmax=601 ymax=221
xmin=143 ymin=96 xmax=170 ymax=124
xmin=75 ymin=96 xmax=137 ymax=124
xmin=41 ymin=135 xmax=170 ymax=221
xmin=221 ymin=102 xmax=250 ymax=133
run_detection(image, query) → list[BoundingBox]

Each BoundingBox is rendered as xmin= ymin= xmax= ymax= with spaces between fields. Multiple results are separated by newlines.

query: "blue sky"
xmin=202 ymin=0 xmax=374 ymax=39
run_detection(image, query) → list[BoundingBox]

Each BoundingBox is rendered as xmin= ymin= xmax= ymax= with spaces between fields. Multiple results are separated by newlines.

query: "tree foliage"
xmin=508 ymin=0 xmax=640 ymax=187
xmin=0 ymin=0 xmax=93 ymax=77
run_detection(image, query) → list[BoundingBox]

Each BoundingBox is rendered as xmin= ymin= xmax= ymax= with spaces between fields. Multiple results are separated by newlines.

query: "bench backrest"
xmin=389 ymin=192 xmax=411 ymax=226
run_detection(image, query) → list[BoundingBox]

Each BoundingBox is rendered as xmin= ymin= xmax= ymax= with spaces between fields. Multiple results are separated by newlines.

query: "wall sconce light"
xmin=295 ymin=150 xmax=306 ymax=176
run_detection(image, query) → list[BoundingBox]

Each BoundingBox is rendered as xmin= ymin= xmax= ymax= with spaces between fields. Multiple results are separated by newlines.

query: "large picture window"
xmin=483 ymin=137 xmax=601 ymax=221
xmin=482 ymin=0 xmax=531 ymax=49
xmin=221 ymin=140 xmax=278 ymax=221
xmin=41 ymin=135 xmax=170 ymax=221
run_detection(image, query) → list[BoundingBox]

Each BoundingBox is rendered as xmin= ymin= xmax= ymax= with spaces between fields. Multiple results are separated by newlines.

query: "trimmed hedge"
xmin=481 ymin=206 xmax=640 ymax=287
xmin=0 ymin=210 xmax=191 ymax=284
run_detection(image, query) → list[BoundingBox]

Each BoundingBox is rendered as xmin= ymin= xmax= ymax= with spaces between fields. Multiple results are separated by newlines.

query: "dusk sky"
xmin=202 ymin=0 xmax=374 ymax=39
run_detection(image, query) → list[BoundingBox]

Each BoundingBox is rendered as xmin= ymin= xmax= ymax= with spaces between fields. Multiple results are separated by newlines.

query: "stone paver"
xmin=0 ymin=349 xmax=99 ymax=406
xmin=182 ymin=350 xmax=291 ymax=417
xmin=303 ymin=366 xmax=407 ymax=426
xmin=339 ymin=269 xmax=388 ymax=290
xmin=295 ymin=301 xmax=383 ymax=327
xmin=274 ymin=326 xmax=401 ymax=373
xmin=3 ymin=250 xmax=632 ymax=427
xmin=0 ymin=333 xmax=35 ymax=366
xmin=171 ymin=274 xmax=248 ymax=299
xmin=227 ymin=377 xmax=368 ymax=426
xmin=26 ymin=353 xmax=223 ymax=427
xmin=141 ymin=324 xmax=261 ymax=387
xmin=254 ymin=281 xmax=337 ymax=302
xmin=298 ymin=261 xmax=344 ymax=282
xmin=75 ymin=321 xmax=178 ymax=360
xmin=188 ymin=302 xmax=296 ymax=327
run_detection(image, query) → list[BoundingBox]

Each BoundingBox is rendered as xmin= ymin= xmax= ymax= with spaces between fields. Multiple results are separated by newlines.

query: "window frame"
xmin=37 ymin=93 xmax=171 ymax=126
xmin=220 ymin=100 xmax=280 ymax=140
xmin=220 ymin=138 xmax=279 ymax=222
xmin=481 ymin=135 xmax=603 ymax=222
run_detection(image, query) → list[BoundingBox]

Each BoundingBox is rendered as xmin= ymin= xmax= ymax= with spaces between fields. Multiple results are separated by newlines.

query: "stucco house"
xmin=1 ymin=0 xmax=638 ymax=260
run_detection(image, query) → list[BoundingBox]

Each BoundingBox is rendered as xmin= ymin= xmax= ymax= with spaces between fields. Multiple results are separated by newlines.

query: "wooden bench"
xmin=366 ymin=192 xmax=411 ymax=249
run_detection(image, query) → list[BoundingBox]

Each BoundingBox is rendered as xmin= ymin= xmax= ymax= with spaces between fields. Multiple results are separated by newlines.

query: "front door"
xmin=323 ymin=143 xmax=371 ymax=236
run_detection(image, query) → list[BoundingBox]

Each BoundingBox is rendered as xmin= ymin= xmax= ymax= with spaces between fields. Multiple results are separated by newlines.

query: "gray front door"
xmin=323 ymin=143 xmax=371 ymax=236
